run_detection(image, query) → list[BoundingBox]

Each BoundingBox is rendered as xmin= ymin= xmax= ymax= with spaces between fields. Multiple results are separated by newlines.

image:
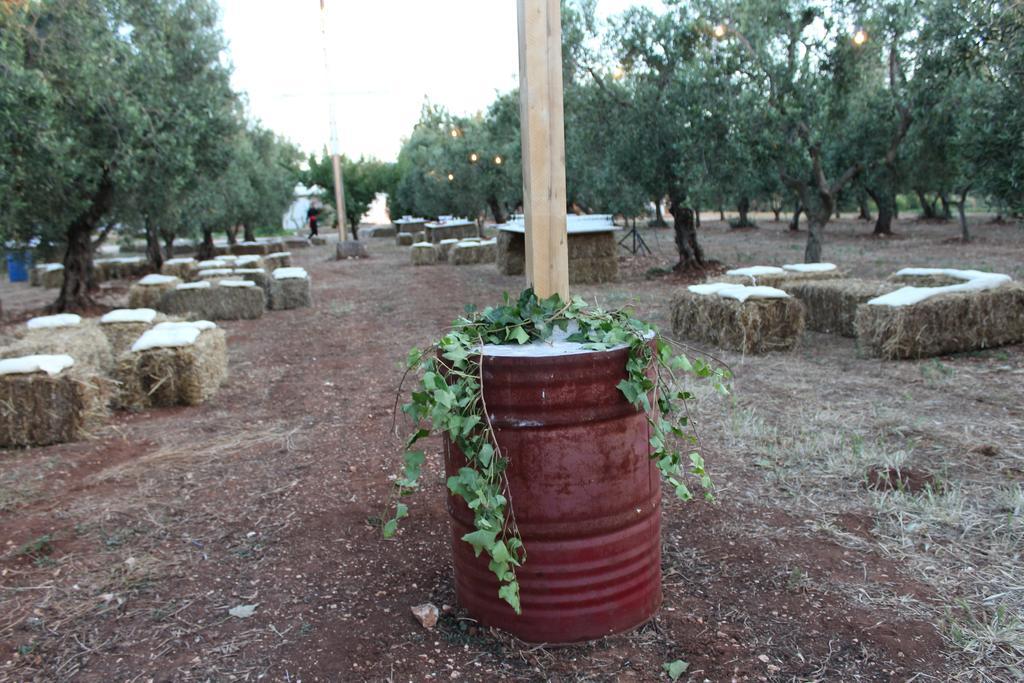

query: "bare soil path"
xmin=1 ymin=216 xmax=1021 ymax=681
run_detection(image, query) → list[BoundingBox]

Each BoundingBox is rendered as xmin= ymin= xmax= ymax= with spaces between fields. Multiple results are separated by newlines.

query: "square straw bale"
xmin=779 ymin=278 xmax=899 ymax=337
xmin=128 ymin=277 xmax=181 ymax=308
xmin=157 ymin=284 xmax=265 ymax=320
xmin=269 ymin=277 xmax=312 ymax=310
xmin=160 ymin=258 xmax=197 ymax=280
xmin=0 ymin=365 xmax=111 ymax=448
xmin=115 ymin=328 xmax=228 ymax=409
xmin=670 ymin=290 xmax=806 ymax=354
xmin=410 ymin=243 xmax=439 ymax=266
xmin=4 ymin=321 xmax=114 ymax=374
xmin=855 ymin=283 xmax=1024 ymax=359
xmin=264 ymin=252 xmax=292 ymax=270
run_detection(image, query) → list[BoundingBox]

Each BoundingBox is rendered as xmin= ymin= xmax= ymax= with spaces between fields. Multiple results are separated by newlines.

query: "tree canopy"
xmin=0 ymin=0 xmax=301 ymax=310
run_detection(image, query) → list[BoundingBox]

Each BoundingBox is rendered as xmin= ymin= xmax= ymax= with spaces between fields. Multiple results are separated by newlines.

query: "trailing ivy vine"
xmin=385 ymin=289 xmax=729 ymax=614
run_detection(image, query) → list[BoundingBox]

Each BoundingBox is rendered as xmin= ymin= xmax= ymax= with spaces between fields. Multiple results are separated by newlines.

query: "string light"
xmin=611 ymin=65 xmax=625 ymax=80
xmin=713 ymin=23 xmax=727 ymax=39
xmin=450 ymin=128 xmax=460 ymax=138
xmin=469 ymin=152 xmax=479 ymax=162
xmin=493 ymin=155 xmax=503 ymax=165
xmin=853 ymin=29 xmax=868 ymax=46
xmin=447 ymin=173 xmax=454 ymax=181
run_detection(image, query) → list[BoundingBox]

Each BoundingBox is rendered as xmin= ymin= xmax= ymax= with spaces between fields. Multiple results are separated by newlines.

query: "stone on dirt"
xmin=410 ymin=603 xmax=439 ymax=629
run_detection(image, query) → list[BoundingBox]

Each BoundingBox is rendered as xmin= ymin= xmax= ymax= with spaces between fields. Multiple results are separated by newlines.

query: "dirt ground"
xmin=1 ymin=214 xmax=1022 ymax=682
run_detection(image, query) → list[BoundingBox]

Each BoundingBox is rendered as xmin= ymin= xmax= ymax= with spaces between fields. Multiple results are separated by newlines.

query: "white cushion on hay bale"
xmin=128 ymin=274 xmax=182 ymax=308
xmin=99 ymin=308 xmax=160 ymax=355
xmin=0 ymin=354 xmax=110 ymax=448
xmin=410 ymin=242 xmax=439 ymax=266
xmin=264 ymin=251 xmax=292 ymax=270
xmin=161 ymin=257 xmax=197 ymax=280
xmin=3 ymin=314 xmax=114 ymax=373
xmin=31 ymin=263 xmax=64 ymax=288
xmin=856 ymin=271 xmax=1022 ymax=359
xmin=671 ymin=283 xmax=805 ymax=354
xmin=720 ymin=263 xmax=842 ymax=287
xmin=114 ymin=321 xmax=227 ymax=410
xmin=269 ymin=267 xmax=312 ymax=310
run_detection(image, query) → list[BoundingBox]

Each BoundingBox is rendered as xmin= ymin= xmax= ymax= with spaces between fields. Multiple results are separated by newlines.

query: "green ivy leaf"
xmin=498 ymin=581 xmax=521 ymax=614
xmin=461 ymin=529 xmax=497 ymax=556
xmin=663 ymin=659 xmax=689 ymax=680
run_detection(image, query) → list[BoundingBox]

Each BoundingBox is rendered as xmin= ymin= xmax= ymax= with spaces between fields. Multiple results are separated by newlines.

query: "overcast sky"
xmin=217 ymin=1 xmax=663 ymax=162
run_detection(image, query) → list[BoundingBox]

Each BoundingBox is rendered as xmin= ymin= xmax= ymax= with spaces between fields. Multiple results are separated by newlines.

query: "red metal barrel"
xmin=444 ymin=345 xmax=661 ymax=643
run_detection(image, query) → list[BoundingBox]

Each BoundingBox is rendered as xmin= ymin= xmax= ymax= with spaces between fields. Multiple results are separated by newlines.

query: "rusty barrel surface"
xmin=444 ymin=345 xmax=661 ymax=643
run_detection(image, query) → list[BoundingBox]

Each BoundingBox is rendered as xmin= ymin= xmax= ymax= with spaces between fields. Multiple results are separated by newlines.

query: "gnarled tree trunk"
xmin=52 ymin=170 xmax=114 ymax=312
xmin=487 ymin=197 xmax=506 ymax=225
xmin=669 ymin=194 xmax=704 ymax=270
xmin=865 ymin=188 xmax=894 ymax=236
xmin=197 ymin=227 xmax=215 ymax=261
xmin=243 ymin=223 xmax=256 ymax=243
xmin=789 ymin=201 xmax=802 ymax=231
xmin=733 ymin=197 xmax=754 ymax=228
xmin=225 ymin=224 xmax=239 ymax=245
xmin=145 ymin=218 xmax=163 ymax=271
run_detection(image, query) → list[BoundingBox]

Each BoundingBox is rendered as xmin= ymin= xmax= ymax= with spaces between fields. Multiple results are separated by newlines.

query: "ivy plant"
xmin=385 ymin=289 xmax=729 ymax=614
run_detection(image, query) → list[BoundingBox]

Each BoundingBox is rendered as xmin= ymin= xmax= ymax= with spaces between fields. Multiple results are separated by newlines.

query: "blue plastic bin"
xmin=6 ymin=251 xmax=33 ymax=283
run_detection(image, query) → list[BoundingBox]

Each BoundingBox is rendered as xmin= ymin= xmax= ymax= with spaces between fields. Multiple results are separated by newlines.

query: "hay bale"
xmin=495 ymin=231 xmax=617 ymax=283
xmin=114 ymin=324 xmax=228 ymax=409
xmin=670 ymin=288 xmax=805 ymax=354
xmin=5 ymin=317 xmax=114 ymax=373
xmin=855 ymin=283 xmax=1024 ymax=359
xmin=779 ymin=279 xmax=899 ymax=337
xmin=496 ymin=232 xmax=525 ymax=275
xmin=721 ymin=264 xmax=842 ymax=287
xmin=396 ymin=232 xmax=415 ymax=246
xmin=568 ymin=256 xmax=619 ymax=284
xmin=264 ymin=252 xmax=292 ymax=270
xmin=128 ymin=274 xmax=181 ymax=308
xmin=437 ymin=238 xmax=460 ymax=262
xmin=95 ymin=256 xmax=147 ymax=281
xmin=233 ymin=254 xmax=265 ymax=270
xmin=269 ymin=268 xmax=312 ymax=310
xmin=888 ymin=267 xmax=991 ymax=287
xmin=233 ymin=268 xmax=272 ymax=298
xmin=336 ymin=241 xmax=368 ymax=259
xmin=0 ymin=356 xmax=111 ymax=448
xmin=410 ymin=243 xmax=439 ymax=266
xmin=359 ymin=225 xmax=396 ymax=239
xmin=161 ymin=257 xmax=197 ymax=280
xmin=157 ymin=281 xmax=265 ymax=320
xmin=230 ymin=241 xmax=270 ymax=256
xmin=31 ymin=264 xmax=64 ymax=288
xmin=99 ymin=308 xmax=161 ymax=356
xmin=450 ymin=241 xmax=496 ymax=266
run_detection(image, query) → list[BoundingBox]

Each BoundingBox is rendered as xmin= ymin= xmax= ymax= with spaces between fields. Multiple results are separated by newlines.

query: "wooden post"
xmin=331 ymin=152 xmax=347 ymax=241
xmin=320 ymin=0 xmax=347 ymax=242
xmin=517 ymin=0 xmax=569 ymax=300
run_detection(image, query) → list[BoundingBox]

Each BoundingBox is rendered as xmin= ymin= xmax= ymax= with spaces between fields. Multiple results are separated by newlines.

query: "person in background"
xmin=307 ymin=200 xmax=321 ymax=239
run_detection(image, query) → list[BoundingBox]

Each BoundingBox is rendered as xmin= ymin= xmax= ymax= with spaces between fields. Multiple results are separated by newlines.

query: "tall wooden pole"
xmin=517 ymin=0 xmax=569 ymax=300
xmin=320 ymin=0 xmax=347 ymax=241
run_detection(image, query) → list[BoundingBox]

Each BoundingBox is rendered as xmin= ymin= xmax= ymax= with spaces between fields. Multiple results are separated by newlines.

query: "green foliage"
xmin=663 ymin=659 xmax=689 ymax=681
xmin=0 ymin=0 xmax=302 ymax=307
xmin=390 ymin=100 xmax=521 ymax=222
xmin=303 ymin=153 xmax=396 ymax=231
xmin=385 ymin=289 xmax=729 ymax=613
